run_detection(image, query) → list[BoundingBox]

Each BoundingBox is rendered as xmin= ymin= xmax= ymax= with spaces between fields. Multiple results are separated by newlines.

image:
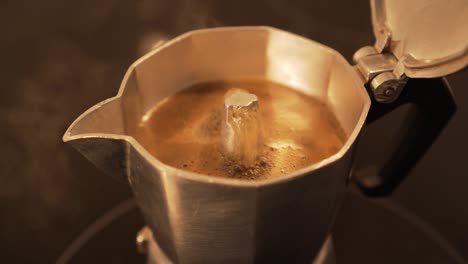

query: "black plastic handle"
xmin=352 ymin=78 xmax=457 ymax=197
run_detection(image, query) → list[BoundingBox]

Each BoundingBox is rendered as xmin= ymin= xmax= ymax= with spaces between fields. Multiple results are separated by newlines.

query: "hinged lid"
xmin=371 ymin=0 xmax=468 ymax=78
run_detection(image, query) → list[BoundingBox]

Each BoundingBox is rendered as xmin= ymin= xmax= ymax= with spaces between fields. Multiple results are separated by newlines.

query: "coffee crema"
xmin=134 ymin=79 xmax=347 ymax=180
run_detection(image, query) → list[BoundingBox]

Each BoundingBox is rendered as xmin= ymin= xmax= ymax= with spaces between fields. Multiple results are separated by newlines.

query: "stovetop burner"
xmin=57 ymin=190 xmax=465 ymax=264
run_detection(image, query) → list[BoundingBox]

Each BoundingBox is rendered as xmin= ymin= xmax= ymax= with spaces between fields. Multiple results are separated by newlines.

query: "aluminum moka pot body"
xmin=64 ymin=27 xmax=370 ymax=263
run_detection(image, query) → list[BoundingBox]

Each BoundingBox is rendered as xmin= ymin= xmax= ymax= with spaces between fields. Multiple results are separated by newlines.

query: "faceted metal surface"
xmin=63 ymin=27 xmax=370 ymax=263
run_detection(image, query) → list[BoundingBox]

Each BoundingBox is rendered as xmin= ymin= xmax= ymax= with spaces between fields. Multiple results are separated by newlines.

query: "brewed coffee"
xmin=135 ymin=79 xmax=346 ymax=180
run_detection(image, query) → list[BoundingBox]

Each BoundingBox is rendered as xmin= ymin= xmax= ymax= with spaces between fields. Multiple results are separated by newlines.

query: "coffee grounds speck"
xmin=222 ymin=151 xmax=272 ymax=180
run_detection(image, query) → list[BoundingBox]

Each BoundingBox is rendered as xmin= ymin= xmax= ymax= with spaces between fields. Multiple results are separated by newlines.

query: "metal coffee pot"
xmin=63 ymin=0 xmax=466 ymax=263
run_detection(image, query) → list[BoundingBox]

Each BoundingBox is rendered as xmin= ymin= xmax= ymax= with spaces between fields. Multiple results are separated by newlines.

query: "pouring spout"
xmin=63 ymin=97 xmax=125 ymax=140
xmin=63 ymin=97 xmax=129 ymax=182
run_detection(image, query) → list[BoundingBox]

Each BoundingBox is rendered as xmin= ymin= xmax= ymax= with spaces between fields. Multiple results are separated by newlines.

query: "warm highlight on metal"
xmin=63 ymin=26 xmax=370 ymax=263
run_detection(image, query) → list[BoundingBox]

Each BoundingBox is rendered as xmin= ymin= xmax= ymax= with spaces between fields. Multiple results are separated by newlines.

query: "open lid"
xmin=371 ymin=0 xmax=468 ymax=78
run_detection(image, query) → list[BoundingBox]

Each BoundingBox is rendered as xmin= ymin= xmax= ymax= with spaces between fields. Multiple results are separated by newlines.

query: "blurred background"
xmin=0 ymin=0 xmax=466 ymax=263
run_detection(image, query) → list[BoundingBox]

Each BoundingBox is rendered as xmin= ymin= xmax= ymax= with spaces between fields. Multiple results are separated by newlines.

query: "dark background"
xmin=0 ymin=0 xmax=466 ymax=263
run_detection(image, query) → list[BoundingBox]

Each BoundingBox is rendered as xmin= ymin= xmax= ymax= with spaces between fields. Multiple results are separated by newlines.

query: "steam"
xmin=137 ymin=0 xmax=221 ymax=55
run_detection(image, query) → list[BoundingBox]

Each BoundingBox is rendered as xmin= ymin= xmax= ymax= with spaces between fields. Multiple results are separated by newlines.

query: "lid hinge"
xmin=353 ymin=45 xmax=408 ymax=104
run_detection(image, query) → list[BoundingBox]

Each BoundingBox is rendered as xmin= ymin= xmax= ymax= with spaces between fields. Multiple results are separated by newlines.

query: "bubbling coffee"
xmin=134 ymin=79 xmax=347 ymax=180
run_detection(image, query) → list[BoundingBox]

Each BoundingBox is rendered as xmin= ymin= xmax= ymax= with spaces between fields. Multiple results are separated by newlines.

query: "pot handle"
xmin=352 ymin=78 xmax=456 ymax=197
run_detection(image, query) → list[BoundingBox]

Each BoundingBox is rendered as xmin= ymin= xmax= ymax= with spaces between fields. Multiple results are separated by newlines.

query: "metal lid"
xmin=371 ymin=0 xmax=468 ymax=78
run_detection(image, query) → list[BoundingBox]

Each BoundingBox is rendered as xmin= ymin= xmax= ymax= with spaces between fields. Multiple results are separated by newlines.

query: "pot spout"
xmin=63 ymin=97 xmax=129 ymax=181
